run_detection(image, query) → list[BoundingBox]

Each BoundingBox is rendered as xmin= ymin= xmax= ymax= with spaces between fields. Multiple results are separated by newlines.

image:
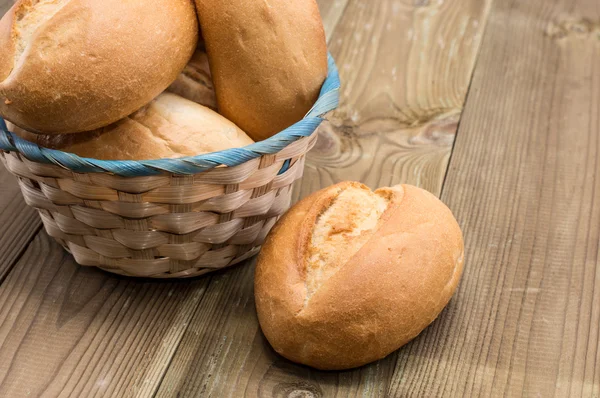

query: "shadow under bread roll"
xmin=0 ymin=0 xmax=198 ymax=134
xmin=255 ymin=182 xmax=465 ymax=370
xmin=10 ymin=93 xmax=254 ymax=161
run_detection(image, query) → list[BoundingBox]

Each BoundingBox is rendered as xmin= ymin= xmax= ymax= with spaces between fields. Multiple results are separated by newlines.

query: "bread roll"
xmin=255 ymin=182 xmax=465 ymax=370
xmin=0 ymin=0 xmax=198 ymax=134
xmin=10 ymin=93 xmax=254 ymax=161
xmin=194 ymin=0 xmax=328 ymax=142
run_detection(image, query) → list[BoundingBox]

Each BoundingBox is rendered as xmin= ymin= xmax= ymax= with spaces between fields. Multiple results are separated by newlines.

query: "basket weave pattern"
xmin=0 ymin=54 xmax=339 ymax=278
xmin=1 ymin=133 xmax=317 ymax=278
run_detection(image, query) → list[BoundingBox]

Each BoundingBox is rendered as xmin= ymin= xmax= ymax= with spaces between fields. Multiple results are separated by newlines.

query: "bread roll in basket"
xmin=0 ymin=0 xmax=340 ymax=278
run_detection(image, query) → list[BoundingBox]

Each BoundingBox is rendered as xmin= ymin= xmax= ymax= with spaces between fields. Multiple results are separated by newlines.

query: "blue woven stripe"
xmin=0 ymin=53 xmax=340 ymax=177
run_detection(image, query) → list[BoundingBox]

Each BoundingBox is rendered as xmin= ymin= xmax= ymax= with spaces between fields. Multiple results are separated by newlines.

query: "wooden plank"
xmin=0 ymin=169 xmax=41 ymax=280
xmin=157 ymin=0 xmax=492 ymax=396
xmin=295 ymin=0 xmax=492 ymax=202
xmin=388 ymin=0 xmax=600 ymax=396
xmin=156 ymin=262 xmax=395 ymax=398
xmin=0 ymin=231 xmax=210 ymax=397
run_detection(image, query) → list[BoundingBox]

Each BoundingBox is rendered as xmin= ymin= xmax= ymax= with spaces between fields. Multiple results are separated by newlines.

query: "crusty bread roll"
xmin=0 ymin=0 xmax=198 ymax=134
xmin=10 ymin=93 xmax=254 ymax=160
xmin=194 ymin=0 xmax=328 ymax=142
xmin=255 ymin=182 xmax=465 ymax=370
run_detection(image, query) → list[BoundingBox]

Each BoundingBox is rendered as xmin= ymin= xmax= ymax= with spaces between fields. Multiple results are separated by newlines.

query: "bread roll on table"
xmin=255 ymin=182 xmax=465 ymax=370
xmin=10 ymin=93 xmax=254 ymax=161
xmin=0 ymin=0 xmax=198 ymax=134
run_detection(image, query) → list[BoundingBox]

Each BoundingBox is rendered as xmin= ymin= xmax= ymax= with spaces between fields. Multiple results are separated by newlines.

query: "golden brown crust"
xmin=255 ymin=182 xmax=465 ymax=370
xmin=10 ymin=93 xmax=254 ymax=160
xmin=0 ymin=0 xmax=198 ymax=134
xmin=0 ymin=7 xmax=14 ymax=82
xmin=194 ymin=0 xmax=328 ymax=142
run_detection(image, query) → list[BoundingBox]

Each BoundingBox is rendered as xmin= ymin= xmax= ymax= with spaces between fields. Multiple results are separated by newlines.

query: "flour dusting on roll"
xmin=307 ymin=187 xmax=389 ymax=298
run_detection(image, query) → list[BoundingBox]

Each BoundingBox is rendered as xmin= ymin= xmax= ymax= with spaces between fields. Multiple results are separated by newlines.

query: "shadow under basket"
xmin=0 ymin=55 xmax=340 ymax=279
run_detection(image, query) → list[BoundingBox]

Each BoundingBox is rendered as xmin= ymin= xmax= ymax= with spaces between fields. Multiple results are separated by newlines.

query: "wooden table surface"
xmin=1 ymin=0 xmax=599 ymax=396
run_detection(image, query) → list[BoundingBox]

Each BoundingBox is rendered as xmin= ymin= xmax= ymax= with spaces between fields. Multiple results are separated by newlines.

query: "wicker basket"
xmin=0 ymin=55 xmax=340 ymax=278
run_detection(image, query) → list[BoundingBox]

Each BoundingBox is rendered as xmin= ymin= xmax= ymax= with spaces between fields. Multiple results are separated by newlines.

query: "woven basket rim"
xmin=0 ymin=53 xmax=340 ymax=177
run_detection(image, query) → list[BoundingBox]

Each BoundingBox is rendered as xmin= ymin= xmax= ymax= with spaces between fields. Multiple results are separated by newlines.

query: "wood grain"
xmin=0 ymin=231 xmax=211 ymax=397
xmin=295 ymin=0 xmax=492 ymax=202
xmin=388 ymin=0 xmax=600 ymax=396
xmin=0 ymin=168 xmax=41 ymax=281
xmin=157 ymin=0 xmax=492 ymax=396
xmin=156 ymin=259 xmax=395 ymax=398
